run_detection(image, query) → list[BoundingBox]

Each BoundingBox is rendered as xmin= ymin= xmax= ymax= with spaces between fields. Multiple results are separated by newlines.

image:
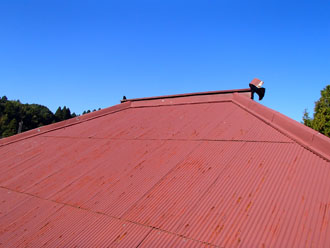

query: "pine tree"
xmin=55 ymin=107 xmax=63 ymax=121
xmin=302 ymin=109 xmax=312 ymax=128
xmin=0 ymin=96 xmax=93 ymax=138
xmin=312 ymin=85 xmax=330 ymax=136
xmin=303 ymin=85 xmax=330 ymax=137
xmin=62 ymin=106 xmax=72 ymax=120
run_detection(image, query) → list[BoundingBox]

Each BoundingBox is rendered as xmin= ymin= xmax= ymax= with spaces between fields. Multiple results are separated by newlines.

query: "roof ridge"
xmin=122 ymin=88 xmax=250 ymax=103
xmin=2 ymin=89 xmax=329 ymax=162
xmin=232 ymin=93 xmax=330 ymax=162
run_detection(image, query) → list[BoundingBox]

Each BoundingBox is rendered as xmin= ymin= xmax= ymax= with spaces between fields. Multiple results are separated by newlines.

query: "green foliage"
xmin=54 ymin=106 xmax=72 ymax=121
xmin=0 ymin=95 xmax=101 ymax=138
xmin=302 ymin=109 xmax=312 ymax=128
xmin=0 ymin=96 xmax=76 ymax=138
xmin=82 ymin=110 xmax=91 ymax=115
xmin=302 ymin=85 xmax=330 ymax=137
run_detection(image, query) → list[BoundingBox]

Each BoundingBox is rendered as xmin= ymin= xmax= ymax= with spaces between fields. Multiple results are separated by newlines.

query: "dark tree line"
xmin=0 ymin=96 xmax=99 ymax=138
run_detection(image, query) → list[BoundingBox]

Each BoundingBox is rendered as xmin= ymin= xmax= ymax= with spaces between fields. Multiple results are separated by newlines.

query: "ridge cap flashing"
xmin=121 ymin=88 xmax=251 ymax=103
xmin=232 ymin=93 xmax=330 ymax=161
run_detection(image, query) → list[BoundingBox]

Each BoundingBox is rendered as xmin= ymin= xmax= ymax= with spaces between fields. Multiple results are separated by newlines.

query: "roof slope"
xmin=0 ymin=89 xmax=329 ymax=247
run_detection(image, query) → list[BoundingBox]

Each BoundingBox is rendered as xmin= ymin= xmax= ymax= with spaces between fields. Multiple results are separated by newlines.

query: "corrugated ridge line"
xmin=107 ymin=224 xmax=151 ymax=248
xmin=76 ymin=140 xmax=169 ymax=213
xmin=164 ymin=142 xmax=247 ymax=234
xmin=6 ymin=139 xmax=88 ymax=191
xmin=123 ymin=88 xmax=250 ymax=102
xmin=112 ymin=102 xmax=207 ymax=142
xmin=135 ymin=228 xmax=153 ymax=248
xmin=0 ymin=197 xmax=45 ymax=233
xmin=45 ymin=139 xmax=138 ymax=203
xmin=166 ymin=142 xmax=245 ymax=242
xmin=0 ymin=137 xmax=48 ymax=171
xmin=138 ymin=230 xmax=219 ymax=248
xmin=0 ymin=153 xmax=41 ymax=179
xmin=25 ymin=138 xmax=111 ymax=198
xmin=163 ymin=103 xmax=216 ymax=140
xmin=0 ymin=138 xmax=76 ymax=186
xmin=145 ymin=141 xmax=226 ymax=228
xmin=2 ymin=200 xmax=65 ymax=247
xmin=0 ymin=137 xmax=48 ymax=168
xmin=232 ymin=94 xmax=330 ymax=162
xmin=0 ymin=101 xmax=131 ymax=147
xmin=24 ymin=206 xmax=94 ymax=247
xmin=177 ymin=143 xmax=294 ymax=246
xmin=39 ymin=135 xmax=294 ymax=144
xmin=0 ymin=188 xmax=214 ymax=247
xmin=119 ymin=141 xmax=203 ymax=219
xmin=202 ymin=102 xmax=250 ymax=141
xmin=138 ymin=228 xmax=220 ymax=248
xmin=129 ymin=99 xmax=232 ymax=109
xmin=122 ymin=141 xmax=244 ymax=230
xmin=231 ymin=99 xmax=297 ymax=146
xmin=62 ymin=213 xmax=109 ymax=247
xmin=243 ymin=115 xmax=292 ymax=142
xmin=0 ymin=188 xmax=32 ymax=217
xmin=0 ymin=138 xmax=83 ymax=190
xmin=53 ymin=211 xmax=151 ymax=248
xmin=239 ymin=143 xmax=300 ymax=247
xmin=53 ymin=208 xmax=96 ymax=244
xmin=0 ymin=187 xmax=34 ymax=220
xmin=0 ymin=185 xmax=223 ymax=248
xmin=198 ymin=102 xmax=238 ymax=140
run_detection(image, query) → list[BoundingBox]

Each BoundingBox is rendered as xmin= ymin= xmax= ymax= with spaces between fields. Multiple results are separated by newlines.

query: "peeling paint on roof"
xmin=0 ymin=89 xmax=329 ymax=247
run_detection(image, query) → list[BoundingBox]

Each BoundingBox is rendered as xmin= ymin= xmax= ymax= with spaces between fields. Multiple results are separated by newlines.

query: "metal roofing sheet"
xmin=0 ymin=90 xmax=329 ymax=247
xmin=124 ymin=142 xmax=330 ymax=247
xmin=139 ymin=229 xmax=215 ymax=247
xmin=0 ymin=188 xmax=32 ymax=217
xmin=40 ymin=102 xmax=291 ymax=143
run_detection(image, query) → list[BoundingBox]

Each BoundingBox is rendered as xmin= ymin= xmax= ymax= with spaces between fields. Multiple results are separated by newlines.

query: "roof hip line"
xmin=232 ymin=93 xmax=330 ymax=162
xmin=1 ymin=89 xmax=329 ymax=163
xmin=0 ymin=101 xmax=132 ymax=147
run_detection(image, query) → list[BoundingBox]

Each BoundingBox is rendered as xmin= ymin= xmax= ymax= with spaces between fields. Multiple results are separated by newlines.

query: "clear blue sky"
xmin=1 ymin=0 xmax=329 ymax=121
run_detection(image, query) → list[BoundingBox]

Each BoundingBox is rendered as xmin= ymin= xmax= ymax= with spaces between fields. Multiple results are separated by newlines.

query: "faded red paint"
xmin=0 ymin=89 xmax=329 ymax=247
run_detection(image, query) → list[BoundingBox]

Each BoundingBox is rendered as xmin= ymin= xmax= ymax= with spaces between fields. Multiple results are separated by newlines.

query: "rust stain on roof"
xmin=0 ymin=89 xmax=329 ymax=247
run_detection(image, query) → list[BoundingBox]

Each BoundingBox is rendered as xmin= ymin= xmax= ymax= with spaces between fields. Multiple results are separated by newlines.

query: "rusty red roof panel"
xmin=138 ymin=229 xmax=216 ymax=247
xmin=0 ymin=89 xmax=329 ymax=247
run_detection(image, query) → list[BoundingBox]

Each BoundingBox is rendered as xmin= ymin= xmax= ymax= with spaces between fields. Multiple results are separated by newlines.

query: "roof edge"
xmin=0 ymin=101 xmax=131 ymax=147
xmin=121 ymin=88 xmax=251 ymax=103
xmin=232 ymin=93 xmax=330 ymax=161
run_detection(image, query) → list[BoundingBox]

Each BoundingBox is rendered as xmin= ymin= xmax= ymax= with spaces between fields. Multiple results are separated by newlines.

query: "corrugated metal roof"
xmin=0 ymin=89 xmax=329 ymax=247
